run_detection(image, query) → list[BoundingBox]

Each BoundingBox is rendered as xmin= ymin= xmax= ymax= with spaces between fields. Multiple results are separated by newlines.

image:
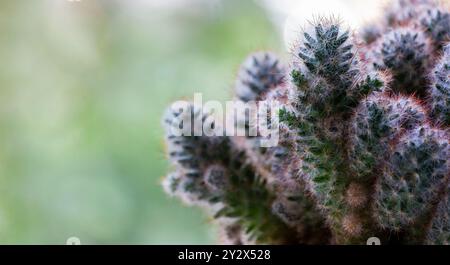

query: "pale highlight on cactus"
xmin=161 ymin=0 xmax=450 ymax=245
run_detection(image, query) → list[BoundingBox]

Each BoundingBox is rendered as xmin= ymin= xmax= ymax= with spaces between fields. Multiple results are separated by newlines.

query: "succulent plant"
xmin=161 ymin=0 xmax=450 ymax=245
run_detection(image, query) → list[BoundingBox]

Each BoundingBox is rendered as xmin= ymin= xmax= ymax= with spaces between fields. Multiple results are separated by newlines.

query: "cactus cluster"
xmin=161 ymin=0 xmax=450 ymax=245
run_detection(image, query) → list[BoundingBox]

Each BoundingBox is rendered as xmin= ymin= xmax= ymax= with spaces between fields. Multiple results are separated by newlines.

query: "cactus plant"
xmin=161 ymin=0 xmax=450 ymax=245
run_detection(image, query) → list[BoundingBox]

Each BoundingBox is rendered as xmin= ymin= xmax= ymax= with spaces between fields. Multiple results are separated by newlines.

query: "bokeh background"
xmin=0 ymin=0 xmax=385 ymax=244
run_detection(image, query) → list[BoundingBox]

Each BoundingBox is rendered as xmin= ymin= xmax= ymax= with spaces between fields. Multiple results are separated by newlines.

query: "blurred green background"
xmin=0 ymin=0 xmax=283 ymax=244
